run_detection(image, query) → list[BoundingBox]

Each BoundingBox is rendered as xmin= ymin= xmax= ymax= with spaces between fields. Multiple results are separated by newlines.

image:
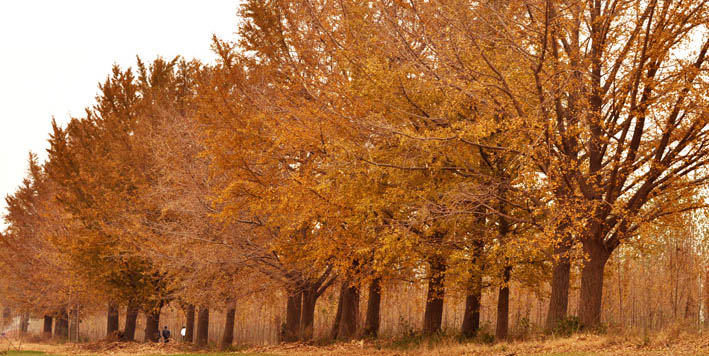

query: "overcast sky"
xmin=0 ymin=1 xmax=242 ymax=227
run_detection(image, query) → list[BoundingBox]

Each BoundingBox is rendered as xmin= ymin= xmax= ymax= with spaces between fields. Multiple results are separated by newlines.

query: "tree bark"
xmin=2 ymin=307 xmax=10 ymax=327
xmin=423 ymin=255 xmax=447 ymax=335
xmin=54 ymin=309 xmax=69 ymax=340
xmin=330 ymin=283 xmax=345 ymax=340
xmin=461 ymin=239 xmax=484 ymax=338
xmin=363 ymin=277 xmax=381 ymax=337
xmin=184 ymin=304 xmax=195 ymax=342
xmin=43 ymin=315 xmax=53 ymax=338
xmin=220 ymin=306 xmax=236 ymax=350
xmin=578 ymin=240 xmax=611 ymax=328
xmin=705 ymin=269 xmax=709 ymax=328
xmin=546 ymin=236 xmax=572 ymax=330
xmin=283 ymin=291 xmax=302 ymax=342
xmin=107 ymin=304 xmax=119 ymax=336
xmin=196 ymin=306 xmax=209 ymax=346
xmin=69 ymin=307 xmax=80 ymax=342
xmin=144 ymin=308 xmax=161 ymax=342
xmin=124 ymin=305 xmax=139 ymax=341
xmin=495 ymin=266 xmax=512 ymax=341
xmin=287 ymin=269 xmax=335 ymax=341
xmin=337 ymin=280 xmax=359 ymax=340
xmin=461 ymin=272 xmax=482 ymax=337
xmin=301 ymin=289 xmax=317 ymax=340
xmin=19 ymin=313 xmax=29 ymax=335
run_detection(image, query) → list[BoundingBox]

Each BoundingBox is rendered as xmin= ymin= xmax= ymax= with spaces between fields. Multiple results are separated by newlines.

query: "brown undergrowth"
xmin=5 ymin=330 xmax=709 ymax=356
xmin=238 ymin=332 xmax=709 ymax=355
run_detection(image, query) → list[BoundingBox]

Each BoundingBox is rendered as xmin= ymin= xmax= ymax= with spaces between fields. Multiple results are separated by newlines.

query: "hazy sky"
xmin=0 ymin=1 xmax=242 ymax=227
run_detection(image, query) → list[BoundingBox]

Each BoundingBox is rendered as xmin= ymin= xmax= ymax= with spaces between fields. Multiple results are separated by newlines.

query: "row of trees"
xmin=2 ymin=0 xmax=709 ymax=346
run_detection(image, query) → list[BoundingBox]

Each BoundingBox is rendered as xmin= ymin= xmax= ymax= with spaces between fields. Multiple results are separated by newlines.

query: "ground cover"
xmin=2 ymin=332 xmax=708 ymax=356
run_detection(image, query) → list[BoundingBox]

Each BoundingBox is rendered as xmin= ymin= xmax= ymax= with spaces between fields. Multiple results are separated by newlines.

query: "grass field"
xmin=2 ymin=332 xmax=709 ymax=356
xmin=1 ymin=351 xmax=274 ymax=356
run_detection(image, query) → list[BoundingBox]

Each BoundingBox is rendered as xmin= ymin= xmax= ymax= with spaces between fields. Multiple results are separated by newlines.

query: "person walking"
xmin=161 ymin=326 xmax=171 ymax=343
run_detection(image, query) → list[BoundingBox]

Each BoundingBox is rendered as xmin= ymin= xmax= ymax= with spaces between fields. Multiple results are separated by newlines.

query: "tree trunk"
xmin=462 ymin=238 xmax=484 ymax=338
xmin=107 ymin=304 xmax=119 ymax=336
xmin=330 ymin=283 xmax=345 ymax=340
xmin=19 ymin=313 xmax=29 ymax=335
xmin=546 ymin=239 xmax=572 ymax=330
xmin=43 ymin=315 xmax=53 ymax=338
xmin=493 ymin=201 xmax=512 ymax=341
xmin=363 ymin=277 xmax=381 ymax=337
xmin=423 ymin=255 xmax=447 ymax=335
xmin=704 ymin=269 xmax=709 ymax=328
xmin=301 ymin=289 xmax=317 ymax=340
xmin=124 ymin=305 xmax=139 ymax=341
xmin=287 ymin=270 xmax=334 ymax=342
xmin=144 ymin=308 xmax=161 ymax=342
xmin=196 ymin=306 xmax=209 ymax=346
xmin=495 ymin=266 xmax=512 ymax=341
xmin=578 ymin=241 xmax=611 ymax=328
xmin=461 ymin=272 xmax=483 ymax=337
xmin=220 ymin=306 xmax=235 ymax=350
xmin=69 ymin=307 xmax=80 ymax=342
xmin=283 ymin=292 xmax=302 ymax=342
xmin=54 ymin=309 xmax=69 ymax=340
xmin=184 ymin=304 xmax=195 ymax=342
xmin=2 ymin=307 xmax=10 ymax=327
xmin=337 ymin=280 xmax=359 ymax=340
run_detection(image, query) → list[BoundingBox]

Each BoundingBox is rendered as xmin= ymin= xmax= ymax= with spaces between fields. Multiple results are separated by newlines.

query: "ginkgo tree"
xmin=495 ymin=0 xmax=709 ymax=328
xmin=2 ymin=0 xmax=709 ymax=345
xmin=45 ymin=59 xmax=187 ymax=341
xmin=220 ymin=0 xmax=550 ymax=340
xmin=0 ymin=153 xmax=90 ymax=340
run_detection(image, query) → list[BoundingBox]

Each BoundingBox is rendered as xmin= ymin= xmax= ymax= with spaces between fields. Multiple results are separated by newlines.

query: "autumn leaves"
xmin=2 ymin=0 xmax=709 ymax=345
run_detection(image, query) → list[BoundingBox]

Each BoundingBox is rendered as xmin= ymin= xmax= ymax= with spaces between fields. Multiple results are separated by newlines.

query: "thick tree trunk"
xmin=301 ymin=290 xmax=317 ymax=340
xmin=184 ymin=304 xmax=195 ymax=342
xmin=287 ymin=269 xmax=334 ymax=342
xmin=124 ymin=305 xmax=139 ymax=341
xmin=423 ymin=255 xmax=447 ymax=335
xmin=330 ymin=283 xmax=345 ymax=340
xmin=546 ymin=237 xmax=572 ymax=330
xmin=144 ymin=308 xmax=161 ymax=342
xmin=54 ymin=309 xmax=69 ymax=340
xmin=337 ymin=280 xmax=359 ymax=340
xmin=43 ymin=315 xmax=53 ymax=338
xmin=363 ymin=277 xmax=381 ymax=337
xmin=196 ymin=306 xmax=209 ymax=346
xmin=495 ymin=266 xmax=512 ymax=341
xmin=220 ymin=306 xmax=236 ymax=350
xmin=461 ymin=273 xmax=482 ymax=337
xmin=462 ymin=239 xmax=484 ymax=338
xmin=19 ymin=313 xmax=29 ymax=335
xmin=107 ymin=304 xmax=120 ymax=336
xmin=283 ymin=292 xmax=302 ymax=342
xmin=578 ymin=241 xmax=611 ymax=328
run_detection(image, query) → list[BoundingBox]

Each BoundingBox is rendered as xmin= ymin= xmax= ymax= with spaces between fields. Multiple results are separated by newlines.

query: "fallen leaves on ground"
xmin=7 ymin=332 xmax=709 ymax=356
xmin=242 ymin=332 xmax=709 ymax=356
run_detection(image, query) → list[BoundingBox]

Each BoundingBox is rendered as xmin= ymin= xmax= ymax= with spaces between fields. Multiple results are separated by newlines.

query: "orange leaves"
xmin=3 ymin=1 xmax=709 ymax=336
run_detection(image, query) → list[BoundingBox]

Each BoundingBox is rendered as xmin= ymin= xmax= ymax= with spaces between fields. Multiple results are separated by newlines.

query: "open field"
xmin=3 ymin=333 xmax=709 ymax=356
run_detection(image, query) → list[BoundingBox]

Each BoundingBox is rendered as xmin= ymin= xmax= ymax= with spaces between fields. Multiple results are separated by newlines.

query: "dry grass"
xmin=3 ymin=341 xmax=197 ymax=356
xmin=2 ymin=331 xmax=709 ymax=356
xmin=240 ymin=333 xmax=709 ymax=355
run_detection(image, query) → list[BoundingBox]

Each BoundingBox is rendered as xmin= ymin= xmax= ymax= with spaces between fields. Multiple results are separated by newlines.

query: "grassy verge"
xmin=3 ymin=351 xmax=274 ymax=356
xmin=3 ymin=352 xmax=52 ymax=356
